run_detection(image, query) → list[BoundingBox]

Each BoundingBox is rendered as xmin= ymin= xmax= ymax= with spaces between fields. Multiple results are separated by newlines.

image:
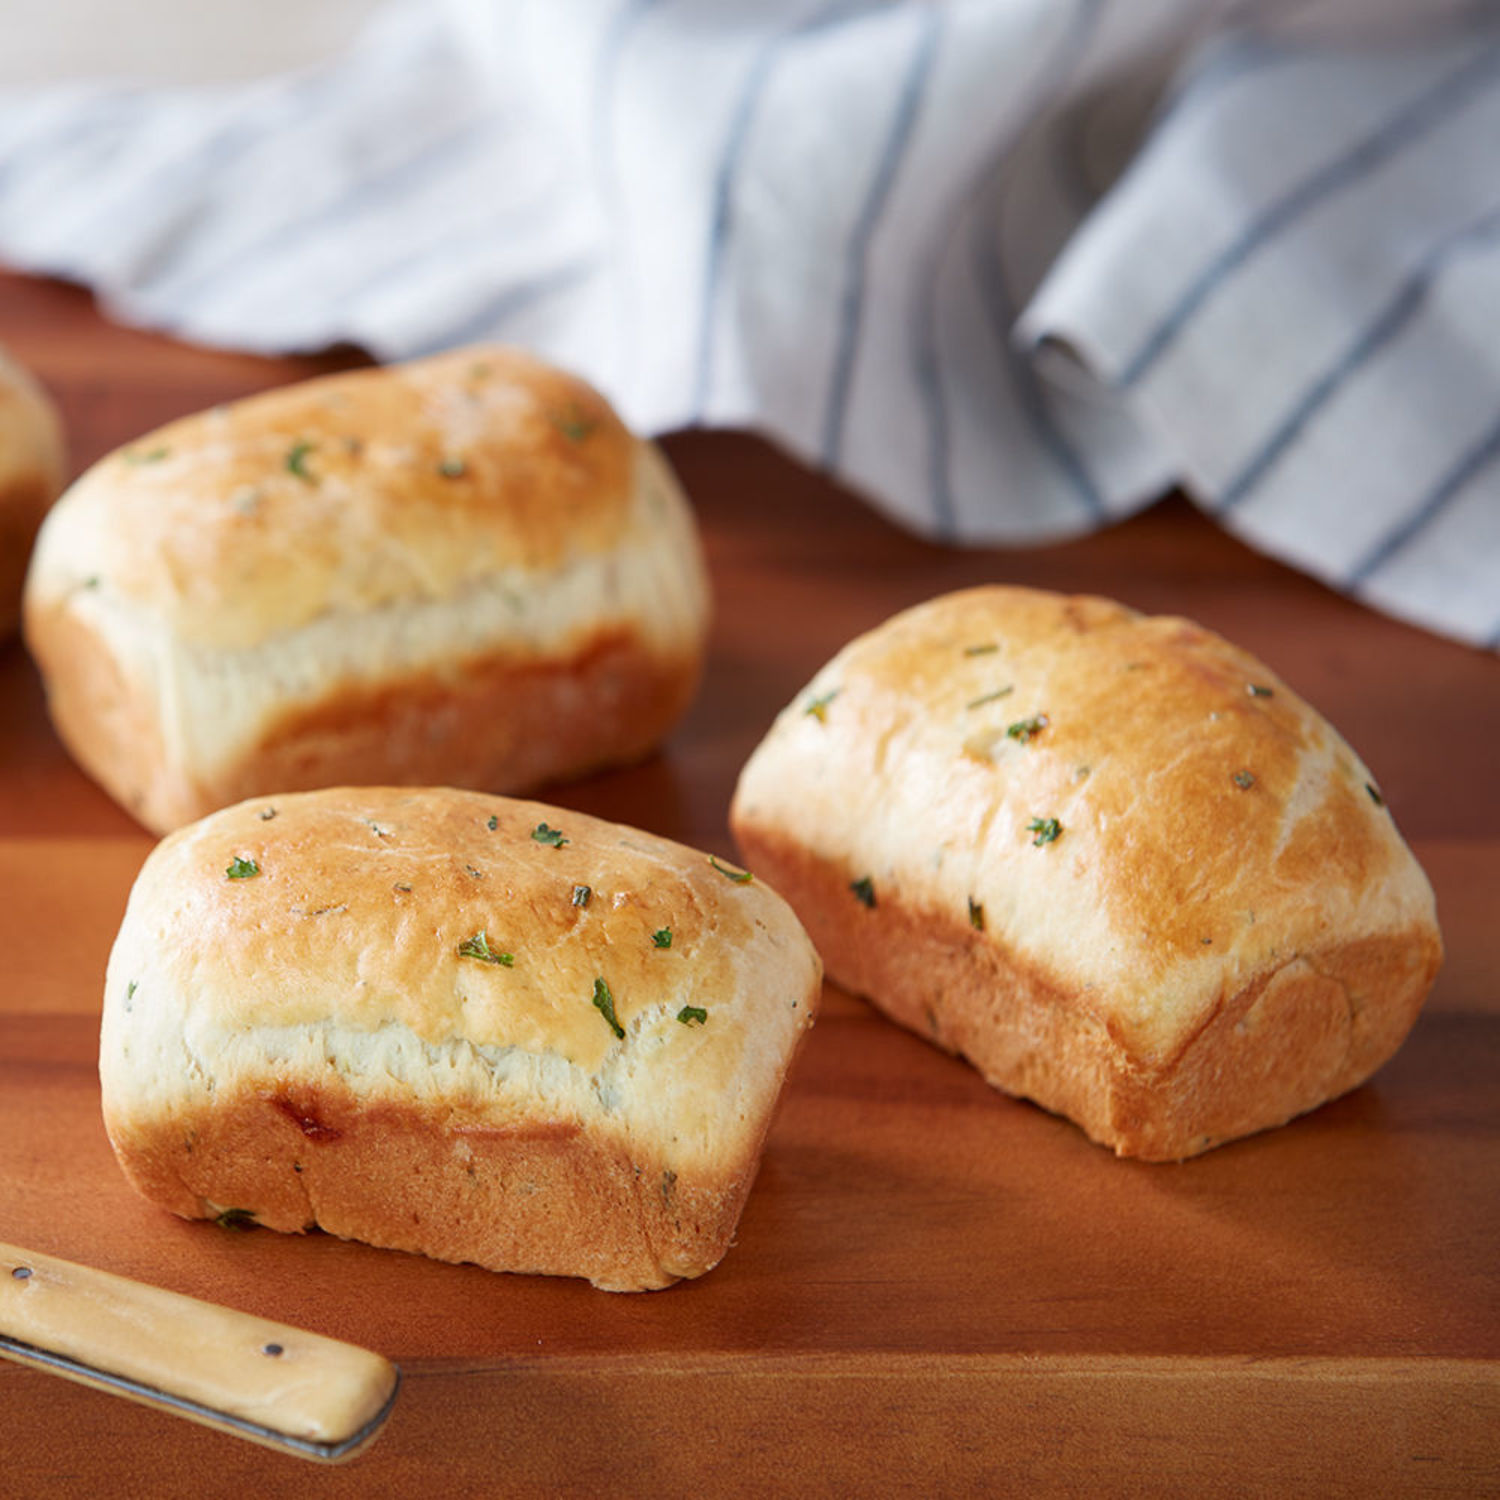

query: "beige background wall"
xmin=1 ymin=0 xmax=383 ymax=85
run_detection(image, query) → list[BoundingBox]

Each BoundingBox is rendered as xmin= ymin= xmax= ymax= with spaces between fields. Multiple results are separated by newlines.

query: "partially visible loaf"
xmin=730 ymin=586 xmax=1442 ymax=1161
xmin=100 ymin=787 xmax=820 ymax=1290
xmin=0 ymin=345 xmax=65 ymax=638
xmin=23 ymin=346 xmax=710 ymax=834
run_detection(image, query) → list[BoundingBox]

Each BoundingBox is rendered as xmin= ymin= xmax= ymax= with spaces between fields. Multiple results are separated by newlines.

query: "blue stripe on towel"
xmin=1347 ymin=406 xmax=1500 ymax=584
xmin=691 ymin=0 xmax=896 ymax=424
xmin=971 ymin=201 xmax=1106 ymax=521
xmin=918 ymin=0 xmax=1102 ymax=536
xmin=977 ymin=0 xmax=1107 ymax=522
xmin=821 ymin=4 xmax=941 ymax=469
xmin=689 ymin=23 xmax=793 ymax=419
xmin=1217 ymin=200 xmax=1500 ymax=512
xmin=1116 ymin=33 xmax=1500 ymax=389
xmin=586 ymin=0 xmax=662 ymax=382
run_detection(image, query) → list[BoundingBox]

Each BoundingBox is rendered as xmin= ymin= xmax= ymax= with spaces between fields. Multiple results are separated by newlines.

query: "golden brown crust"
xmin=730 ymin=585 xmax=1443 ymax=1159
xmin=232 ymin=626 xmax=703 ymax=809
xmin=0 ymin=347 xmax=65 ymax=638
xmin=33 ymin=346 xmax=636 ymax=648
xmin=101 ymin=788 xmax=821 ymax=1288
xmin=24 ymin=347 xmax=710 ymax=834
xmin=109 ymin=1074 xmax=754 ymax=1292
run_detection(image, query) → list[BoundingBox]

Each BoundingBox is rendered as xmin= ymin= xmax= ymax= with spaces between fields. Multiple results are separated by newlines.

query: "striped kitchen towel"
xmin=0 ymin=0 xmax=1496 ymax=647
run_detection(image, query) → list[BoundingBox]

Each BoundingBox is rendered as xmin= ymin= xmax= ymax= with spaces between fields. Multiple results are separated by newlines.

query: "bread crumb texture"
xmin=101 ymin=788 xmax=820 ymax=1289
xmin=730 ymin=585 xmax=1442 ymax=1160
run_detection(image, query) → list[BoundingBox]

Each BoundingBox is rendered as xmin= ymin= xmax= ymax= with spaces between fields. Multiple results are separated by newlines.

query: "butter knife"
xmin=0 ymin=1240 xmax=398 ymax=1462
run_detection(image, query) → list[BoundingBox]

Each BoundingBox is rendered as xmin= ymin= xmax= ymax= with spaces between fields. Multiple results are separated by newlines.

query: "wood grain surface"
xmin=0 ymin=272 xmax=1496 ymax=1497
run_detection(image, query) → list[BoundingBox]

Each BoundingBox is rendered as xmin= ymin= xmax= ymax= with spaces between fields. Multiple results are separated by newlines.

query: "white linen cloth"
xmin=0 ymin=0 xmax=1497 ymax=647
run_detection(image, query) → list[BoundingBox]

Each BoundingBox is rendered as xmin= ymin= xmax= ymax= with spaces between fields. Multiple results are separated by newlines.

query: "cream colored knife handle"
xmin=0 ymin=1241 xmax=398 ymax=1462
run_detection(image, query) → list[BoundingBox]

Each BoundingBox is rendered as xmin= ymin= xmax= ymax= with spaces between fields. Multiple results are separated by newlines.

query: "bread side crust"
xmin=33 ymin=603 xmax=701 ymax=832
xmin=227 ymin=626 xmax=701 ymax=806
xmin=733 ymin=821 xmax=1440 ymax=1160
xmin=104 ymin=1068 xmax=762 ymax=1292
xmin=23 ymin=589 xmax=174 ymax=824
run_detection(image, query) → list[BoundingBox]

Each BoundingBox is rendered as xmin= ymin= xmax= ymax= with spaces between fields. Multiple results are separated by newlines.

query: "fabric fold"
xmin=0 ymin=0 xmax=1493 ymax=646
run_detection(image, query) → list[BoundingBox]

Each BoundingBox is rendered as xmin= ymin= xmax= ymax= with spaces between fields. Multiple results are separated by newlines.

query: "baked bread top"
xmin=103 ymin=787 xmax=820 ymax=1177
xmin=26 ymin=345 xmax=662 ymax=652
xmin=731 ymin=585 xmax=1439 ymax=1069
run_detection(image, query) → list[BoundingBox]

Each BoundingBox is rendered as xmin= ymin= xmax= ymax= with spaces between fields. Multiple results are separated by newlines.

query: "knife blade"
xmin=0 ymin=1240 xmax=398 ymax=1462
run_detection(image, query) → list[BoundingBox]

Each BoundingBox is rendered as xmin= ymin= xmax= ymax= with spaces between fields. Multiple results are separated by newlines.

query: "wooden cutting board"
xmin=1 ymin=274 xmax=1496 ymax=1498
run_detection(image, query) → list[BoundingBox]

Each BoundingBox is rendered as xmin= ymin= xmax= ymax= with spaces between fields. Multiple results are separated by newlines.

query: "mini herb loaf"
xmin=24 ymin=346 xmax=709 ymax=834
xmin=101 ymin=788 xmax=821 ymax=1290
xmin=730 ymin=586 xmax=1442 ymax=1160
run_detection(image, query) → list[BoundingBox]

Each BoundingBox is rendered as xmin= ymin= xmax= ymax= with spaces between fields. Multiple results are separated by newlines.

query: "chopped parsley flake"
xmin=213 ymin=1208 xmax=257 ymax=1231
xmin=487 ymin=814 xmax=499 ymax=830
xmin=652 ymin=928 xmax=673 ymax=949
xmin=1006 ymin=714 xmax=1049 ymax=744
xmin=966 ymin=686 xmax=1014 ymax=710
xmin=225 ymin=856 xmax=259 ymax=880
xmin=1027 ymin=817 xmax=1062 ymax=847
xmin=1233 ymin=770 xmax=1256 ymax=790
xmin=804 ymin=689 xmax=840 ymax=723
xmin=531 ymin=822 xmax=568 ymax=848
xmin=285 ymin=439 xmax=318 ymax=484
xmin=126 ymin=980 xmax=137 ymax=1001
xmin=963 ymin=643 xmax=999 ymax=656
xmin=677 ymin=1005 xmax=708 ymax=1027
xmin=458 ymin=931 xmax=513 ymax=966
xmin=553 ymin=407 xmax=598 ymax=443
xmin=259 ymin=806 xmax=277 ymax=821
xmin=1366 ymin=782 xmax=1385 ymax=807
xmin=1247 ymin=683 xmax=1274 ymax=699
xmin=708 ymin=855 xmax=753 ymax=884
xmin=572 ymin=884 xmax=592 ymax=907
xmin=438 ymin=456 xmax=466 ymax=479
xmin=592 ymin=977 xmax=625 ymax=1039
xmin=850 ymin=876 xmax=876 ymax=908
xmin=124 ymin=446 xmax=170 ymax=465
xmin=968 ymin=897 xmax=985 ymax=931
